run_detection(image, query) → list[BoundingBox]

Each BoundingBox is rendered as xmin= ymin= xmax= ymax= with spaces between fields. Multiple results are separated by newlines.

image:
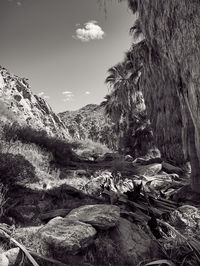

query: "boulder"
xmin=133 ymin=163 xmax=162 ymax=176
xmin=40 ymin=217 xmax=97 ymax=255
xmin=4 ymin=248 xmax=20 ymax=266
xmin=66 ymin=204 xmax=120 ymax=230
xmin=111 ymin=218 xmax=160 ymax=265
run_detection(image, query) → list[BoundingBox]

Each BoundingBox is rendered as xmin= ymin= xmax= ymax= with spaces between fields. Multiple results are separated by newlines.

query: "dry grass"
xmin=71 ymin=138 xmax=111 ymax=158
xmin=0 ymin=138 xmax=93 ymax=196
xmin=1 ymin=140 xmax=52 ymax=172
xmin=27 ymin=174 xmax=90 ymax=192
xmin=0 ymin=139 xmax=88 ymax=191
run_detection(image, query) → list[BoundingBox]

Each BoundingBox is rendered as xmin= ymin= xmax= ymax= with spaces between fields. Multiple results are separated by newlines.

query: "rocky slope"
xmin=59 ymin=104 xmax=117 ymax=149
xmin=0 ymin=66 xmax=69 ymax=139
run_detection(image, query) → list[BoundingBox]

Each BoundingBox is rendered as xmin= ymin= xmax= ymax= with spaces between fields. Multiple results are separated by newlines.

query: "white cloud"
xmin=85 ymin=91 xmax=91 ymax=95
xmin=75 ymin=21 xmax=105 ymax=42
xmin=62 ymin=91 xmax=72 ymax=95
xmin=62 ymin=91 xmax=74 ymax=102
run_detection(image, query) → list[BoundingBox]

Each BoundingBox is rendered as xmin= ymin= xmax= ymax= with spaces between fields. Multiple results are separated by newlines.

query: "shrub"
xmin=2 ymin=124 xmax=76 ymax=166
xmin=71 ymin=139 xmax=111 ymax=159
xmin=0 ymin=153 xmax=37 ymax=185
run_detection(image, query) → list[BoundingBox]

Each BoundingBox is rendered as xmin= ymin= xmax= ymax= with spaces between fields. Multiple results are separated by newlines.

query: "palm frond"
xmin=128 ymin=0 xmax=138 ymax=13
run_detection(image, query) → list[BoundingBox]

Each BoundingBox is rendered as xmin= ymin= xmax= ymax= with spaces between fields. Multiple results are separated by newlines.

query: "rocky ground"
xmin=0 ymin=153 xmax=200 ymax=266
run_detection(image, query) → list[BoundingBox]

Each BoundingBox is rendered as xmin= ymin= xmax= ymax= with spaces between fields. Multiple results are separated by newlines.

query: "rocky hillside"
xmin=0 ymin=66 xmax=69 ymax=139
xmin=59 ymin=104 xmax=117 ymax=149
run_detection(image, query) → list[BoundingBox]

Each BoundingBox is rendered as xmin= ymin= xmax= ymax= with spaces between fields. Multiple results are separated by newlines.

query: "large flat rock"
xmin=66 ymin=204 xmax=120 ymax=230
xmin=40 ymin=217 xmax=97 ymax=255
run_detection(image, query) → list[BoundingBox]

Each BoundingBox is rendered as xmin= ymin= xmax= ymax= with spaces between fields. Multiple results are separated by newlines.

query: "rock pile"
xmin=8 ymin=204 xmax=159 ymax=265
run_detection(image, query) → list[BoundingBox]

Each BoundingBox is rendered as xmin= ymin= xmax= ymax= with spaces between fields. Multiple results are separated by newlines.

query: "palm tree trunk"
xmin=182 ymin=93 xmax=200 ymax=192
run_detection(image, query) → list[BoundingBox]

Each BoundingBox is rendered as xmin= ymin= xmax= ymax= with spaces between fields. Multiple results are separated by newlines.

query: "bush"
xmin=71 ymin=139 xmax=111 ymax=159
xmin=2 ymin=124 xmax=77 ymax=166
xmin=0 ymin=153 xmax=36 ymax=185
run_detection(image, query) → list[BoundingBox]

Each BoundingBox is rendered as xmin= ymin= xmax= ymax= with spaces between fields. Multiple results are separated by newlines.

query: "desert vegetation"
xmin=0 ymin=0 xmax=200 ymax=265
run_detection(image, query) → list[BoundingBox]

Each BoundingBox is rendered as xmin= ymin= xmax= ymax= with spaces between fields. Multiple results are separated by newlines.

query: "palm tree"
xmin=102 ymin=50 xmax=149 ymax=154
xmin=104 ymin=63 xmax=132 ymax=132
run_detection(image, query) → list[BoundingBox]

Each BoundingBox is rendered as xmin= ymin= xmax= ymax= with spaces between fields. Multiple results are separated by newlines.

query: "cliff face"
xmin=130 ymin=0 xmax=200 ymax=191
xmin=59 ymin=104 xmax=103 ymax=140
xmin=0 ymin=66 xmax=69 ymax=139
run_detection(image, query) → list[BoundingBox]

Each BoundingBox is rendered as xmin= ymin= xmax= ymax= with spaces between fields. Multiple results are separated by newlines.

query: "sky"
xmin=0 ymin=0 xmax=135 ymax=113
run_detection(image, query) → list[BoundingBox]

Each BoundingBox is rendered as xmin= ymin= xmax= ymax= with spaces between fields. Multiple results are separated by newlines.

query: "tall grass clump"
xmin=0 ymin=153 xmax=37 ymax=185
xmin=2 ymin=123 xmax=77 ymax=166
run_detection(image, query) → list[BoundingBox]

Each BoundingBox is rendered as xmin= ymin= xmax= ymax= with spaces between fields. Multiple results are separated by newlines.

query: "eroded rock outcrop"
xmin=0 ymin=66 xmax=69 ymax=139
